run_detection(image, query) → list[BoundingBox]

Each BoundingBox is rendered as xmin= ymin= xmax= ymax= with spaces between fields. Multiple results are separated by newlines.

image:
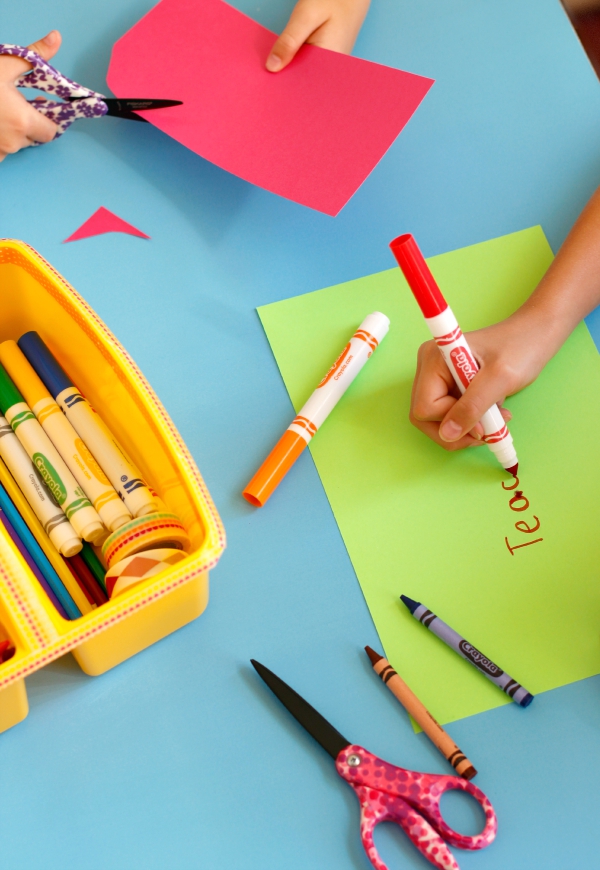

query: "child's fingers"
xmin=24 ymin=103 xmax=59 ymax=144
xmin=412 ymin=418 xmax=485 ymax=452
xmin=438 ymin=366 xmax=509 ymax=443
xmin=0 ymin=31 xmax=62 ymax=82
xmin=410 ymin=340 xmax=464 ymax=423
xmin=266 ymin=1 xmax=325 ymax=71
xmin=28 ymin=30 xmax=62 ymax=62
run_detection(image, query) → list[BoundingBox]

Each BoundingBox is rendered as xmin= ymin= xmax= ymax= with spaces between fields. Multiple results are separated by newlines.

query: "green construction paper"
xmin=258 ymin=226 xmax=600 ymax=726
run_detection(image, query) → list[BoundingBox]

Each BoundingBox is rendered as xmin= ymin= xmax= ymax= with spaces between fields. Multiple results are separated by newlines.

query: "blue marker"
xmin=0 ymin=482 xmax=81 ymax=620
xmin=400 ymin=594 xmax=533 ymax=708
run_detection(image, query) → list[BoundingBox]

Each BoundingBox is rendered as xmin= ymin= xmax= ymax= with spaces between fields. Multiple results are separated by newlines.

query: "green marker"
xmin=80 ymin=542 xmax=107 ymax=592
xmin=0 ymin=363 xmax=104 ymax=544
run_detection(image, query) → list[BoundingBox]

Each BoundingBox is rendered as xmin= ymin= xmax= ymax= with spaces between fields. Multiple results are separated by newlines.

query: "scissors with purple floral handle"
xmin=251 ymin=660 xmax=497 ymax=870
xmin=0 ymin=44 xmax=181 ymax=142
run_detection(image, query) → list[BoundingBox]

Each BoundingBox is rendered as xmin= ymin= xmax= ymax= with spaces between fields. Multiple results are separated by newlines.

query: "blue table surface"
xmin=1 ymin=1 xmax=600 ymax=867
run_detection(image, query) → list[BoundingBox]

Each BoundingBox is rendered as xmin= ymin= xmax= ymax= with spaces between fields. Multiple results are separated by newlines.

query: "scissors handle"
xmin=336 ymin=745 xmax=497 ymax=870
xmin=0 ymin=44 xmax=107 ymax=140
xmin=355 ymin=785 xmax=458 ymax=870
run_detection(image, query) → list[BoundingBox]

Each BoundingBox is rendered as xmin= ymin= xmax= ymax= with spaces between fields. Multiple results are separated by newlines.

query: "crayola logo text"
xmin=450 ymin=346 xmax=478 ymax=388
xmin=318 ymin=343 xmax=352 ymax=387
xmin=458 ymin=640 xmax=504 ymax=677
xmin=32 ymin=453 xmax=66 ymax=505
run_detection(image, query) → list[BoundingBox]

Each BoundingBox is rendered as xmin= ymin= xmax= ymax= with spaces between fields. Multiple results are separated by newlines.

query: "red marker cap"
xmin=389 ymin=234 xmax=448 ymax=318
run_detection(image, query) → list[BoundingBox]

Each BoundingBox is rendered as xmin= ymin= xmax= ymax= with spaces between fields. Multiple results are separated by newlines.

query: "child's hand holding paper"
xmin=0 ymin=31 xmax=60 ymax=160
xmin=266 ymin=0 xmax=370 ymax=72
xmin=410 ymin=185 xmax=600 ymax=450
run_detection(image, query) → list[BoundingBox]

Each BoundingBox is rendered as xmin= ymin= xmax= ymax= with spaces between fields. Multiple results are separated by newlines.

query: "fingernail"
xmin=471 ymin=431 xmax=482 ymax=441
xmin=42 ymin=30 xmax=58 ymax=45
xmin=440 ymin=420 xmax=463 ymax=441
xmin=266 ymin=53 xmax=282 ymax=71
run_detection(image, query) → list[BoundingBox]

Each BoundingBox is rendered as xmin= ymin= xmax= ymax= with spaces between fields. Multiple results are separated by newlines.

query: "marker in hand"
xmin=389 ymin=233 xmax=518 ymax=476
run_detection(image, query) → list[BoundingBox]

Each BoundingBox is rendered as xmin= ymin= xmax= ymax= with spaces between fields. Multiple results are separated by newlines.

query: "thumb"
xmin=28 ymin=30 xmax=62 ymax=62
xmin=0 ymin=31 xmax=62 ymax=82
xmin=439 ymin=368 xmax=506 ymax=442
xmin=266 ymin=3 xmax=322 ymax=71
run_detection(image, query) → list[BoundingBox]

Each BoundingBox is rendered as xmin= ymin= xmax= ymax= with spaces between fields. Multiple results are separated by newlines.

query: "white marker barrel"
xmin=289 ymin=312 xmax=391 ymax=442
xmin=0 ymin=339 xmax=132 ymax=533
xmin=18 ymin=332 xmax=156 ymax=519
xmin=0 ymin=416 xmax=81 ymax=557
xmin=4 ymin=403 xmax=104 ymax=544
xmin=425 ymin=308 xmax=518 ymax=470
xmin=243 ymin=312 xmax=390 ymax=506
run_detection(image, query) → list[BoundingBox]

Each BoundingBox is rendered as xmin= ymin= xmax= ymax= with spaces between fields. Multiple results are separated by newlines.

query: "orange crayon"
xmin=365 ymin=645 xmax=477 ymax=780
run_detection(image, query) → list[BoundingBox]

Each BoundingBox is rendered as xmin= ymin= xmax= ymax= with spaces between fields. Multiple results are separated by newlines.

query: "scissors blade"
xmin=251 ymin=660 xmax=351 ymax=760
xmin=70 ymin=98 xmax=183 ymax=117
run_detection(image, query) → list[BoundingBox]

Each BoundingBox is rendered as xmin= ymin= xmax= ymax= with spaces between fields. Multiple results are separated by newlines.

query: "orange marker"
xmin=243 ymin=312 xmax=390 ymax=506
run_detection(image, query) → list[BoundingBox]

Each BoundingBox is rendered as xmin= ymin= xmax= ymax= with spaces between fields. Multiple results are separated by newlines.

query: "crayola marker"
xmin=0 ymin=341 xmax=132 ymax=533
xmin=18 ymin=332 xmax=156 ymax=518
xmin=389 ymin=234 xmax=518 ymax=476
xmin=0 ymin=415 xmax=81 ymax=557
xmin=243 ymin=312 xmax=390 ymax=506
xmin=400 ymin=594 xmax=533 ymax=707
xmin=0 ymin=363 xmax=104 ymax=544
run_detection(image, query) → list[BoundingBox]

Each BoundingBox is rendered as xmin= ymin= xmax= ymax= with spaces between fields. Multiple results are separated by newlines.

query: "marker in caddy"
xmin=0 ymin=341 xmax=132 ymax=533
xmin=243 ymin=312 xmax=390 ymax=506
xmin=0 ymin=415 xmax=81 ymax=557
xmin=18 ymin=332 xmax=156 ymax=519
xmin=401 ymin=594 xmax=533 ymax=707
xmin=389 ymin=234 xmax=518 ymax=476
xmin=0 ymin=363 xmax=104 ymax=544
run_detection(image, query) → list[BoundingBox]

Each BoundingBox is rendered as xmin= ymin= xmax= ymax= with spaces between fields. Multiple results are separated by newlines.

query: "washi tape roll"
xmin=106 ymin=547 xmax=187 ymax=598
xmin=101 ymin=512 xmax=190 ymax=568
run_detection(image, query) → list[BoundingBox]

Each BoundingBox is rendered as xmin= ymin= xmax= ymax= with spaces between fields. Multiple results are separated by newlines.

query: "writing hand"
xmin=266 ymin=0 xmax=370 ymax=72
xmin=0 ymin=31 xmax=61 ymax=161
xmin=410 ymin=315 xmax=552 ymax=450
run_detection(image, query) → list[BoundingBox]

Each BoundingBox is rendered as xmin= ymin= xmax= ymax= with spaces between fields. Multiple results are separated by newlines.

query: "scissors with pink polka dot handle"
xmin=251 ymin=660 xmax=497 ymax=870
xmin=0 ymin=44 xmax=182 ymax=142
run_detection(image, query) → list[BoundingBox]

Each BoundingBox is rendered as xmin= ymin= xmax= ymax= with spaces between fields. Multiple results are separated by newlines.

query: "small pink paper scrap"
xmin=63 ymin=207 xmax=150 ymax=243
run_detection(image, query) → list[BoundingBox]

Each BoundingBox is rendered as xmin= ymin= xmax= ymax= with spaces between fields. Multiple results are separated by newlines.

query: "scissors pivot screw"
xmin=347 ymin=754 xmax=362 ymax=767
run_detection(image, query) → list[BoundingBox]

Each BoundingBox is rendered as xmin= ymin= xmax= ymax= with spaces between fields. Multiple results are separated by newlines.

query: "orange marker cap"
xmin=243 ymin=430 xmax=307 ymax=507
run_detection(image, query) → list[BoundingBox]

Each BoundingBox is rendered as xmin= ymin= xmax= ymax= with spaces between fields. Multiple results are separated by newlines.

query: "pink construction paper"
xmin=107 ymin=0 xmax=434 ymax=215
xmin=63 ymin=207 xmax=150 ymax=242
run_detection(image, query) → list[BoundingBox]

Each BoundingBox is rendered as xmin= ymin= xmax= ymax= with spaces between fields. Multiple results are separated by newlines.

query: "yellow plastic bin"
xmin=0 ymin=239 xmax=225 ymax=732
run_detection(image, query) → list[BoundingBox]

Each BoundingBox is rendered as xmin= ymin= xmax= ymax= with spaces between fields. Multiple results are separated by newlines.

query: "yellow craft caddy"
xmin=0 ymin=240 xmax=225 ymax=734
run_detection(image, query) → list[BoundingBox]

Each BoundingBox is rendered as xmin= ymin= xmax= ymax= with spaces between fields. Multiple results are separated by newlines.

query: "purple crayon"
xmin=400 ymin=594 xmax=533 ymax=708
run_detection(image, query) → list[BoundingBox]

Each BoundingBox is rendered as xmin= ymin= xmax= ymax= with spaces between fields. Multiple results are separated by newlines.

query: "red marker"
xmin=389 ymin=233 xmax=518 ymax=476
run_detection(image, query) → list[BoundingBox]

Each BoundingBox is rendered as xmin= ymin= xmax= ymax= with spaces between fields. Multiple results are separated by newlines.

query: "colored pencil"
xmin=0 ymin=508 xmax=69 ymax=618
xmin=67 ymin=554 xmax=108 ymax=607
xmin=0 ymin=457 xmax=92 ymax=615
xmin=0 ymin=481 xmax=80 ymax=619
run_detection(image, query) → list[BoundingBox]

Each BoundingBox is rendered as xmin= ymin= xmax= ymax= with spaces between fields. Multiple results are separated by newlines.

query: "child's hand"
xmin=0 ymin=31 xmax=61 ymax=161
xmin=266 ymin=0 xmax=370 ymax=72
xmin=410 ymin=312 xmax=553 ymax=450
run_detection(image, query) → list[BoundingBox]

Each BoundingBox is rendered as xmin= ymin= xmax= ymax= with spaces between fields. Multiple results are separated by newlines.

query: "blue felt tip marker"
xmin=400 ymin=594 xmax=533 ymax=708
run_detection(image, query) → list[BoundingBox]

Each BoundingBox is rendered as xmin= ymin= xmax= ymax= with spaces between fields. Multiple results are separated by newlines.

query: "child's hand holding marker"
xmin=0 ymin=31 xmax=60 ymax=160
xmin=404 ymin=185 xmax=600 ymax=454
xmin=266 ymin=0 xmax=370 ymax=72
